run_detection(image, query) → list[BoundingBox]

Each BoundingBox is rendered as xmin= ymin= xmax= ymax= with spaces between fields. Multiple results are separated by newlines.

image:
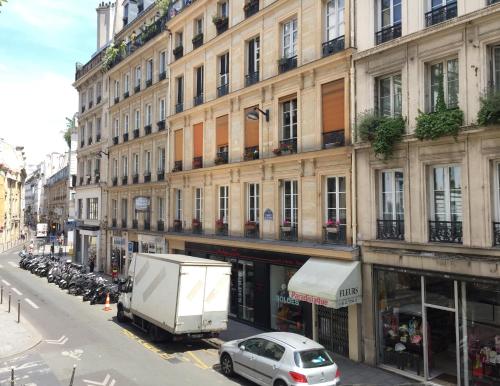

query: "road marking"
xmin=1 ymin=279 xmax=10 ymax=286
xmin=11 ymin=288 xmax=22 ymax=296
xmin=204 ymin=349 xmax=218 ymax=357
xmin=44 ymin=335 xmax=68 ymax=345
xmin=61 ymin=349 xmax=83 ymax=361
xmin=185 ymin=351 xmax=210 ymax=370
xmin=24 ymin=298 xmax=39 ymax=309
xmin=82 ymin=374 xmax=116 ymax=386
xmin=8 ymin=261 xmax=18 ymax=268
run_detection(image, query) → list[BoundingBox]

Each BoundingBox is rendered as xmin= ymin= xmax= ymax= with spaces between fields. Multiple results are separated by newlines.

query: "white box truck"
xmin=117 ymin=253 xmax=231 ymax=341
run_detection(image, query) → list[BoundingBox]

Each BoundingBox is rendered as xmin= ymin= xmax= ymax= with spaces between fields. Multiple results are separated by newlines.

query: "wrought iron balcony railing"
xmin=114 ymin=97 xmax=120 ymax=104
xmin=278 ymin=138 xmax=297 ymax=154
xmin=146 ymin=79 xmax=152 ymax=88
xmin=144 ymin=124 xmax=152 ymax=135
xmin=278 ymin=56 xmax=297 ymax=74
xmin=121 ymin=219 xmax=127 ymax=228
xmin=376 ymin=219 xmax=404 ymax=240
xmin=157 ymin=120 xmax=166 ymax=131
xmin=217 ymin=83 xmax=229 ymax=98
xmin=323 ymin=131 xmax=345 ymax=148
xmin=96 ymin=133 xmax=101 ymax=142
xmin=192 ymin=221 xmax=203 ymax=235
xmin=123 ymin=132 xmax=129 ymax=142
xmin=112 ymin=177 xmax=117 ymax=186
xmin=429 ymin=220 xmax=462 ymax=244
xmin=173 ymin=46 xmax=183 ymax=60
xmin=425 ymin=1 xmax=457 ymax=27
xmin=87 ymin=137 xmax=93 ymax=145
xmin=133 ymin=129 xmax=140 ymax=139
xmin=214 ymin=17 xmax=229 ymax=35
xmin=193 ymin=94 xmax=204 ymax=106
xmin=193 ymin=156 xmax=203 ymax=169
xmin=157 ymin=170 xmax=165 ymax=181
xmin=215 ymin=151 xmax=228 ymax=165
xmin=375 ymin=23 xmax=402 ymax=45
xmin=322 ymin=35 xmax=345 ymax=57
xmin=175 ymin=103 xmax=183 ymax=113
xmin=112 ymin=219 xmax=117 ymax=228
xmin=144 ymin=172 xmax=151 ymax=183
xmin=323 ymin=225 xmax=347 ymax=244
xmin=280 ymin=225 xmax=298 ymax=241
xmin=132 ymin=219 xmax=138 ymax=229
xmin=172 ymin=220 xmax=183 ymax=232
xmin=123 ymin=91 xmax=129 ymax=99
xmin=80 ymin=140 xmax=85 ymax=148
xmin=112 ymin=136 xmax=119 ymax=145
xmin=157 ymin=220 xmax=165 ymax=232
xmin=143 ymin=221 xmax=150 ymax=231
xmin=244 ymin=146 xmax=259 ymax=161
xmin=488 ymin=0 xmax=500 ymax=4
xmin=134 ymin=84 xmax=141 ymax=93
xmin=159 ymin=71 xmax=167 ymax=81
xmin=245 ymin=71 xmax=259 ymax=87
xmin=88 ymin=101 xmax=93 ymax=109
xmin=244 ymin=223 xmax=259 ymax=238
xmin=215 ymin=223 xmax=229 ymax=236
xmin=96 ymin=96 xmax=101 ymax=104
xmin=122 ymin=176 xmax=128 ymax=185
xmin=192 ymin=33 xmax=203 ymax=49
xmin=244 ymin=0 xmax=259 ymax=18
xmin=132 ymin=174 xmax=139 ymax=184
xmin=493 ymin=222 xmax=500 ymax=246
xmin=172 ymin=160 xmax=183 ymax=172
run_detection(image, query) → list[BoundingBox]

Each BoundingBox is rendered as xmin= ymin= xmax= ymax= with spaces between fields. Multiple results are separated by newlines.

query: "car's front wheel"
xmin=220 ymin=353 xmax=234 ymax=377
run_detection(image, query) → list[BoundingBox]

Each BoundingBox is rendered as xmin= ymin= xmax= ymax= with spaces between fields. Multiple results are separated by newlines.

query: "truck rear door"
xmin=175 ymin=266 xmax=206 ymax=333
xmin=201 ymin=266 xmax=231 ymax=332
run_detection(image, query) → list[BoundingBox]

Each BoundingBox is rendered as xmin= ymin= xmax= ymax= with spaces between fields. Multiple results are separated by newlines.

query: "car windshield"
xmin=294 ymin=349 xmax=334 ymax=369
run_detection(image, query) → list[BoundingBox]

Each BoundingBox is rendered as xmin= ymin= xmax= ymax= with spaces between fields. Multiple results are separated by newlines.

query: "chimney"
xmin=96 ymin=2 xmax=115 ymax=50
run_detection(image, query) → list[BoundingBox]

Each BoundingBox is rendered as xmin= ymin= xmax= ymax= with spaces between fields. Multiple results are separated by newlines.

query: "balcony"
xmin=278 ymin=56 xmax=297 ymax=74
xmin=112 ymin=136 xmax=119 ymax=145
xmin=112 ymin=219 xmax=117 ymax=228
xmin=157 ymin=170 xmax=165 ymax=181
xmin=193 ymin=94 xmax=204 ymax=107
xmin=144 ymin=124 xmax=152 ymax=135
xmin=88 ymin=101 xmax=93 ymax=109
xmin=493 ymin=222 xmax=500 ymax=246
xmin=172 ymin=160 xmax=183 ymax=172
xmin=95 ymin=174 xmax=100 ymax=184
xmin=134 ymin=84 xmax=141 ymax=93
xmin=123 ymin=132 xmax=129 ymax=142
xmin=173 ymin=45 xmax=183 ymax=60
xmin=80 ymin=140 xmax=85 ymax=148
xmin=193 ymin=156 xmax=203 ymax=169
xmin=144 ymin=221 xmax=150 ymax=231
xmin=133 ymin=129 xmax=139 ymax=139
xmin=244 ymin=146 xmax=259 ymax=161
xmin=114 ymin=97 xmax=120 ymax=104
xmin=192 ymin=220 xmax=203 ymax=235
xmin=377 ymin=219 xmax=404 ymax=240
xmin=175 ymin=103 xmax=183 ymax=113
xmin=245 ymin=71 xmax=259 ymax=87
xmin=97 ymin=96 xmax=101 ymax=104
xmin=146 ymin=79 xmax=153 ymax=88
xmin=244 ymin=222 xmax=259 ymax=238
xmin=157 ymin=220 xmax=165 ymax=232
xmin=274 ymin=138 xmax=297 ymax=156
xmin=159 ymin=71 xmax=166 ymax=81
xmin=112 ymin=177 xmax=118 ymax=186
xmin=132 ymin=219 xmax=138 ymax=229
xmin=213 ymin=16 xmax=229 ymax=35
xmin=157 ymin=120 xmax=166 ymax=131
xmin=323 ymin=131 xmax=345 ymax=148
xmin=172 ymin=220 xmax=183 ymax=233
xmin=123 ymin=16 xmax=128 ymax=26
xmin=280 ymin=225 xmax=298 ymax=242
xmin=244 ymin=0 xmax=259 ymax=18
xmin=215 ymin=151 xmax=228 ymax=165
xmin=192 ymin=33 xmax=203 ymax=49
xmin=217 ymin=83 xmax=229 ymax=98
xmin=215 ymin=222 xmax=228 ymax=236
xmin=86 ymin=175 xmax=91 ymax=185
xmin=133 ymin=174 xmax=139 ymax=184
xmin=81 ymin=106 xmax=85 ymax=113
xmin=144 ymin=172 xmax=151 ymax=183
xmin=323 ymin=225 xmax=347 ymax=244
xmin=429 ymin=220 xmax=462 ymax=244
xmin=121 ymin=219 xmax=127 ymax=228
xmin=425 ymin=1 xmax=457 ymax=27
xmin=96 ymin=134 xmax=101 ymax=142
xmin=122 ymin=176 xmax=128 ymax=185
xmin=488 ymin=0 xmax=500 ymax=4
xmin=375 ymin=24 xmax=401 ymax=45
xmin=322 ymin=35 xmax=345 ymax=57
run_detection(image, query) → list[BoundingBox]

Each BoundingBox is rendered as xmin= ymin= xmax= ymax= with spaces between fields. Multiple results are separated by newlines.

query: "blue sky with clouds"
xmin=0 ymin=0 xmax=100 ymax=166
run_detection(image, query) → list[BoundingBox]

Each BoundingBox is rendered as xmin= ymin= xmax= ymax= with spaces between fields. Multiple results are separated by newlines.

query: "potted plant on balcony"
xmin=273 ymin=142 xmax=293 ymax=156
xmin=282 ymin=219 xmax=292 ymax=232
xmin=192 ymin=218 xmax=202 ymax=231
xmin=244 ymin=148 xmax=258 ymax=161
xmin=325 ymin=218 xmax=340 ymax=233
xmin=173 ymin=219 xmax=182 ymax=230
xmin=173 ymin=45 xmax=183 ymax=58
xmin=214 ymin=154 xmax=226 ymax=165
xmin=244 ymin=221 xmax=257 ymax=231
xmin=243 ymin=0 xmax=258 ymax=12
xmin=215 ymin=218 xmax=225 ymax=231
xmin=212 ymin=15 xmax=228 ymax=33
xmin=192 ymin=32 xmax=203 ymax=46
xmin=193 ymin=157 xmax=203 ymax=168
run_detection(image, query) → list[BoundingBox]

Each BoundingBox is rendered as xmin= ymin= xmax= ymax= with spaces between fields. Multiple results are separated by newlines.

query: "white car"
xmin=219 ymin=332 xmax=341 ymax=386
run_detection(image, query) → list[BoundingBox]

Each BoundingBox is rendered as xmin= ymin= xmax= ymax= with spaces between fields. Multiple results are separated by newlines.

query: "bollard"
xmin=68 ymin=364 xmax=76 ymax=386
xmin=17 ymin=300 xmax=20 ymax=323
xmin=8 ymin=292 xmax=11 ymax=313
xmin=10 ymin=366 xmax=14 ymax=386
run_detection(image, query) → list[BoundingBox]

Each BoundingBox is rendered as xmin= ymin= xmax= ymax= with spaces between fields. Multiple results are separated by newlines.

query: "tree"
xmin=0 ymin=0 xmax=7 ymax=12
xmin=63 ymin=116 xmax=76 ymax=149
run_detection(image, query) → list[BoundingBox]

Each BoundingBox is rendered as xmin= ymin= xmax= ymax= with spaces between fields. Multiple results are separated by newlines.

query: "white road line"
xmin=11 ymin=288 xmax=22 ymax=296
xmin=8 ymin=261 xmax=18 ymax=268
xmin=1 ymin=279 xmax=10 ymax=286
xmin=25 ymin=298 xmax=39 ymax=309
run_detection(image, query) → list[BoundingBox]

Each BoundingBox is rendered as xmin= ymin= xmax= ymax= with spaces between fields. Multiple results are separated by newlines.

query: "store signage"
xmin=135 ymin=196 xmax=150 ymax=211
xmin=275 ymin=294 xmax=300 ymax=306
xmin=290 ymin=286 xmax=362 ymax=309
xmin=264 ymin=209 xmax=273 ymax=220
xmin=290 ymin=291 xmax=329 ymax=306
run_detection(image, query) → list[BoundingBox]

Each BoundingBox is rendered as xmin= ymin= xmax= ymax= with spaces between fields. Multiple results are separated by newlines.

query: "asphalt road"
xmin=0 ymin=249 xmax=253 ymax=386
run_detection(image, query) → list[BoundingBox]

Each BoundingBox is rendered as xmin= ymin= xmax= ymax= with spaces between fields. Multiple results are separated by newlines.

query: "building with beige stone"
xmin=353 ymin=0 xmax=500 ymax=384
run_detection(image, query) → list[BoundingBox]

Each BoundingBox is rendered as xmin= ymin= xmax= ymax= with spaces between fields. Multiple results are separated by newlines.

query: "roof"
xmin=258 ymin=332 xmax=324 ymax=350
xmin=139 ymin=253 xmax=232 ymax=267
xmin=0 ymin=139 xmax=25 ymax=173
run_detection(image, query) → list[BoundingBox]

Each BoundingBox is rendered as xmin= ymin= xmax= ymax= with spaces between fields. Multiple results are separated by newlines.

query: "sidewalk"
xmin=211 ymin=319 xmax=422 ymax=386
xmin=0 ymin=300 xmax=42 ymax=359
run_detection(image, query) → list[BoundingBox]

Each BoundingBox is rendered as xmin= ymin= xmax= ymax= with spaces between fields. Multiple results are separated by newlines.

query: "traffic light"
xmin=51 ymin=223 xmax=57 ymax=234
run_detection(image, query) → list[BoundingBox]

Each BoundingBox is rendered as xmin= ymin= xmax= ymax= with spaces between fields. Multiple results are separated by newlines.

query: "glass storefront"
xmin=376 ymin=267 xmax=500 ymax=386
xmin=138 ymin=235 xmax=166 ymax=254
xmin=111 ymin=236 xmax=126 ymax=275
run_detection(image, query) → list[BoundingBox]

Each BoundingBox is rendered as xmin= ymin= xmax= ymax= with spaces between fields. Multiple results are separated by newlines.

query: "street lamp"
xmin=246 ymin=107 xmax=269 ymax=122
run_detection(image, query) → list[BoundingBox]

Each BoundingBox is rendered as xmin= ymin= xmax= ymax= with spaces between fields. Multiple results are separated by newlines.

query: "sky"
xmin=0 ymin=0 xmax=100 ymax=168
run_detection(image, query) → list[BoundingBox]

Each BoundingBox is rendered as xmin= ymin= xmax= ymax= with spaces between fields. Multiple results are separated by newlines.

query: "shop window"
xmin=229 ymin=260 xmax=254 ymax=322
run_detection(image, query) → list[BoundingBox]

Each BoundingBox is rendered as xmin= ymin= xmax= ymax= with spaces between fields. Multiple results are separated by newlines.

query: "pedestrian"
xmin=50 ymin=243 xmax=55 ymax=257
xmin=89 ymin=257 xmax=95 ymax=273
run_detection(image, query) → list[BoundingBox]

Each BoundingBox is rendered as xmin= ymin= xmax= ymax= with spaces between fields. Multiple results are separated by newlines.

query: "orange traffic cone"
xmin=103 ymin=293 xmax=111 ymax=311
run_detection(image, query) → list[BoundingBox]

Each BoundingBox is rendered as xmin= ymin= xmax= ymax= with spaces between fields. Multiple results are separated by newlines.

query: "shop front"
xmin=138 ymin=234 xmax=167 ymax=254
xmin=110 ymin=231 xmax=128 ymax=276
xmin=375 ymin=266 xmax=500 ymax=386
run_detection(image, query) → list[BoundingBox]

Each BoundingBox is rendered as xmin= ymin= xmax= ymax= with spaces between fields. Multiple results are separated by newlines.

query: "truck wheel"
xmin=117 ymin=306 xmax=126 ymax=323
xmin=220 ymin=353 xmax=234 ymax=377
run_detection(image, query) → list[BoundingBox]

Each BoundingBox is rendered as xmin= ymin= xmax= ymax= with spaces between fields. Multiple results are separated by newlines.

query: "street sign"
xmin=264 ymin=208 xmax=273 ymax=220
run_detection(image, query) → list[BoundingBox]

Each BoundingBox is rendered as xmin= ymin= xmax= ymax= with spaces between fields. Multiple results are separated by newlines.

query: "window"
xmin=216 ymin=115 xmax=229 ymax=155
xmin=492 ymin=45 xmax=500 ymax=91
xmin=124 ymin=73 xmax=130 ymax=93
xmin=78 ymin=199 xmax=83 ymax=219
xmin=80 ymin=127 xmax=85 ymax=144
xmin=81 ymin=91 xmax=86 ymax=108
xmin=175 ymin=31 xmax=183 ymax=47
xmin=88 ymin=87 xmax=94 ymax=105
xmin=176 ymin=76 xmax=184 ymax=105
xmin=88 ymin=121 xmax=93 ymax=139
xmin=377 ymin=74 xmax=402 ymax=117
xmin=122 ymin=156 xmax=128 ymax=177
xmin=219 ymin=52 xmax=229 ymax=86
xmin=113 ymin=118 xmax=119 ymax=138
xmin=144 ymin=151 xmax=151 ymax=173
xmin=325 ymin=0 xmax=344 ymax=41
xmin=175 ymin=189 xmax=183 ymax=220
xmin=146 ymin=104 xmax=152 ymax=125
xmin=87 ymin=198 xmax=98 ymax=220
xmin=121 ymin=199 xmax=128 ymax=223
xmin=194 ymin=187 xmax=203 ymax=221
xmin=146 ymin=59 xmax=153 ymax=82
xmin=112 ymin=159 xmax=118 ymax=178
xmin=195 ymin=66 xmax=204 ymax=97
xmin=379 ymin=0 xmax=401 ymax=29
xmin=159 ymin=51 xmax=166 ymax=74
xmin=219 ymin=1 xmax=228 ymax=17
xmin=326 ymin=176 xmax=346 ymax=225
xmin=133 ymin=153 xmax=139 ymax=174
xmin=157 ymin=197 xmax=164 ymax=221
xmin=495 ymin=162 xmax=500 ymax=222
xmin=247 ymin=183 xmax=259 ymax=222
xmin=135 ymin=66 xmax=141 ymax=87
xmin=96 ymin=118 xmax=101 ymax=137
xmin=124 ymin=114 xmax=129 ymax=133
xmin=429 ymin=58 xmax=459 ymax=111
xmin=283 ymin=180 xmax=298 ymax=226
xmin=159 ymin=99 xmax=166 ymax=121
xmin=431 ymin=165 xmax=462 ymax=222
xmin=158 ymin=147 xmax=165 ymax=171
xmin=281 ymin=98 xmax=298 ymax=140
xmin=195 ymin=17 xmax=203 ymax=34
xmin=94 ymin=158 xmax=100 ymax=175
xmin=114 ymin=80 xmax=120 ymax=98
xmin=219 ymin=186 xmax=229 ymax=223
xmin=247 ymin=36 xmax=260 ymax=75
xmin=261 ymin=341 xmax=286 ymax=362
xmin=380 ymin=171 xmax=403 ymax=220
xmin=135 ymin=109 xmax=140 ymax=130
xmin=96 ymin=82 xmax=102 ymax=100
xmin=282 ymin=18 xmax=298 ymax=58
xmin=111 ymin=199 xmax=117 ymax=221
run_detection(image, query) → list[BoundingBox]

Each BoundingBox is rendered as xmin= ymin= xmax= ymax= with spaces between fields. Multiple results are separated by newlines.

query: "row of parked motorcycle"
xmin=18 ymin=250 xmax=120 ymax=304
